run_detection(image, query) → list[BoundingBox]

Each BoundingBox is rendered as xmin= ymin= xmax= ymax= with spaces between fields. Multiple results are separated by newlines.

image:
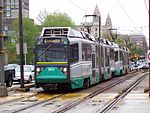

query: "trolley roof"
xmin=41 ymin=27 xmax=96 ymax=42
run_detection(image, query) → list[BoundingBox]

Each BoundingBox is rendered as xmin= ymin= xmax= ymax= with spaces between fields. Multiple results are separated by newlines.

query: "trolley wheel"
xmin=120 ymin=70 xmax=122 ymax=76
xmin=42 ymin=85 xmax=51 ymax=92
xmin=57 ymin=84 xmax=71 ymax=91
xmin=6 ymin=76 xmax=13 ymax=87
xmin=102 ymin=74 xmax=105 ymax=81
xmin=112 ymin=72 xmax=115 ymax=77
xmin=125 ymin=69 xmax=128 ymax=74
xmin=83 ymin=78 xmax=90 ymax=88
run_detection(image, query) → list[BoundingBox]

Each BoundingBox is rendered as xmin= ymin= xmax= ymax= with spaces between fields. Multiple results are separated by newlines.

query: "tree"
xmin=115 ymin=37 xmax=126 ymax=46
xmin=102 ymin=32 xmax=112 ymax=41
xmin=5 ymin=32 xmax=19 ymax=63
xmin=5 ymin=18 xmax=39 ymax=64
xmin=37 ymin=10 xmax=76 ymax=28
xmin=102 ymin=31 xmax=126 ymax=46
xmin=36 ymin=9 xmax=49 ymax=25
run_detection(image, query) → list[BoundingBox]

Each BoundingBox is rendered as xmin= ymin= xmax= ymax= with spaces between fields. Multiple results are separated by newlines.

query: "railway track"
xmin=0 ymin=71 xmax=144 ymax=113
xmin=14 ymin=71 xmax=142 ymax=113
xmin=50 ymin=72 xmax=147 ymax=113
xmin=95 ymin=73 xmax=147 ymax=113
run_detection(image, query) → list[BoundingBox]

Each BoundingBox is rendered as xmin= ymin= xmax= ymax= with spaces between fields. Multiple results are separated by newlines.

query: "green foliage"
xmin=37 ymin=10 xmax=76 ymax=28
xmin=115 ymin=37 xmax=126 ymax=46
xmin=102 ymin=32 xmax=112 ymax=41
xmin=102 ymin=31 xmax=145 ymax=58
xmin=102 ymin=31 xmax=126 ymax=46
xmin=5 ymin=18 xmax=39 ymax=64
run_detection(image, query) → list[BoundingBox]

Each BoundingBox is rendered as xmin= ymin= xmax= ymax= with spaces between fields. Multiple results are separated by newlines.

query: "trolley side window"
xmin=110 ymin=48 xmax=114 ymax=60
xmin=101 ymin=47 xmax=104 ymax=67
xmin=96 ymin=46 xmax=100 ymax=67
xmin=120 ymin=51 xmax=123 ymax=61
xmin=124 ymin=52 xmax=129 ymax=65
xmin=82 ymin=43 xmax=92 ymax=61
xmin=115 ymin=51 xmax=118 ymax=62
xmin=127 ymin=53 xmax=129 ymax=64
xmin=70 ymin=43 xmax=79 ymax=63
xmin=105 ymin=48 xmax=110 ymax=67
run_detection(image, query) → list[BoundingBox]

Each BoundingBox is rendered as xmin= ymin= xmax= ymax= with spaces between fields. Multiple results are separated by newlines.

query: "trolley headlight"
xmin=36 ymin=67 xmax=41 ymax=73
xmin=59 ymin=67 xmax=67 ymax=75
xmin=36 ymin=67 xmax=44 ymax=75
xmin=63 ymin=67 xmax=67 ymax=72
xmin=63 ymin=67 xmax=67 ymax=75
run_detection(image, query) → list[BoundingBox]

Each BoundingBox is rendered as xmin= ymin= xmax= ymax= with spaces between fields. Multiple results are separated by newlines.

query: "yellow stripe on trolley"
xmin=37 ymin=62 xmax=67 ymax=65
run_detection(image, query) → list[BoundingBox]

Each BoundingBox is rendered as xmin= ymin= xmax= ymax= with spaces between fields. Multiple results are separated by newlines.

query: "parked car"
xmin=4 ymin=64 xmax=19 ymax=87
xmin=13 ymin=65 xmax=34 ymax=83
xmin=133 ymin=60 xmax=149 ymax=71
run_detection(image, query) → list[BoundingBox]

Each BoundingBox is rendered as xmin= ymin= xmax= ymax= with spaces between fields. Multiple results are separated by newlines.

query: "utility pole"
xmin=84 ymin=14 xmax=102 ymax=81
xmin=148 ymin=0 xmax=150 ymax=97
xmin=19 ymin=0 xmax=25 ymax=88
xmin=98 ymin=16 xmax=101 ymax=39
xmin=0 ymin=0 xmax=8 ymax=97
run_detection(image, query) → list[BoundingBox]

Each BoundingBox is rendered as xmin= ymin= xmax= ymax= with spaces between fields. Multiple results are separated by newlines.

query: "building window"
xmin=4 ymin=26 xmax=8 ymax=31
xmin=95 ymin=33 xmax=97 ymax=37
xmin=81 ymin=28 xmax=84 ymax=31
xmin=95 ymin=28 xmax=97 ymax=31
xmin=6 ymin=11 xmax=11 ymax=17
xmin=107 ymin=20 xmax=110 ymax=25
xmin=6 ymin=6 xmax=10 ymax=10
xmin=11 ymin=0 xmax=15 ymax=9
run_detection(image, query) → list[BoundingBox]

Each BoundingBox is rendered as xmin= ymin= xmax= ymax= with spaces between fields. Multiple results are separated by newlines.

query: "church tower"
xmin=105 ymin=14 xmax=112 ymax=30
xmin=93 ymin=5 xmax=101 ymax=23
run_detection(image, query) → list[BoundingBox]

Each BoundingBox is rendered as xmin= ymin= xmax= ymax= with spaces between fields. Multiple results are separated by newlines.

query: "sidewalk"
xmin=0 ymin=83 xmax=35 ymax=105
xmin=110 ymin=74 xmax=150 ymax=113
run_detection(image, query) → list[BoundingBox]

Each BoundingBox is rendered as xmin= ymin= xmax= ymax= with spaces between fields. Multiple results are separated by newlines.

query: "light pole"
xmin=84 ymin=15 xmax=101 ymax=39
xmin=0 ymin=0 xmax=8 ymax=97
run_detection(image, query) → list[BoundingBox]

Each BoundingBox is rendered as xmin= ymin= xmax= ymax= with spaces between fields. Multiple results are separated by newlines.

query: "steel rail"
xmin=7 ymin=71 xmax=139 ymax=113
xmin=11 ymin=93 xmax=65 ymax=113
xmin=95 ymin=73 xmax=148 ymax=113
xmin=50 ymin=71 xmax=143 ymax=113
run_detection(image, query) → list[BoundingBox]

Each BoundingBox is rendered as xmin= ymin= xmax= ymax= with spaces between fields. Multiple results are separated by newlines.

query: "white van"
xmin=14 ymin=65 xmax=34 ymax=83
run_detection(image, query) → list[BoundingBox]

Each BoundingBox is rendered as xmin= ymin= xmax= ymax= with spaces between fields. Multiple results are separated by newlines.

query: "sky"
xmin=29 ymin=0 xmax=149 ymax=41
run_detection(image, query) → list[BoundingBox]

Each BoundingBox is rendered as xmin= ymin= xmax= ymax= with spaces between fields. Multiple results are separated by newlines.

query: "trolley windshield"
xmin=36 ymin=44 xmax=68 ymax=62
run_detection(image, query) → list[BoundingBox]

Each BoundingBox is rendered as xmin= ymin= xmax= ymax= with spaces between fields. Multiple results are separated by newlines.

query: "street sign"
xmin=16 ymin=43 xmax=27 ymax=54
xmin=147 ymin=50 xmax=150 ymax=63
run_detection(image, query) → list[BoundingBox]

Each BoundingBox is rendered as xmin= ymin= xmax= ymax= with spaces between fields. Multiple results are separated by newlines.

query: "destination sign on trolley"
xmin=43 ymin=38 xmax=61 ymax=43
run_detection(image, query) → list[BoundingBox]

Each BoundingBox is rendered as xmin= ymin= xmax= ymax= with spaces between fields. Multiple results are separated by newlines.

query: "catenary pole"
xmin=148 ymin=0 xmax=150 ymax=97
xmin=19 ymin=0 xmax=24 ymax=88
xmin=0 ymin=0 xmax=8 ymax=97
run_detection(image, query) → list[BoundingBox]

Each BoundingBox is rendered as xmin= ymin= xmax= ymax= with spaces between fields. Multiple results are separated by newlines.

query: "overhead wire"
xmin=66 ymin=0 xmax=147 ymax=36
xmin=66 ymin=0 xmax=93 ymax=26
xmin=116 ymin=0 xmax=149 ymax=36
xmin=144 ymin=0 xmax=149 ymax=13
xmin=116 ymin=0 xmax=136 ymax=26
xmin=66 ymin=0 xmax=88 ymax=13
